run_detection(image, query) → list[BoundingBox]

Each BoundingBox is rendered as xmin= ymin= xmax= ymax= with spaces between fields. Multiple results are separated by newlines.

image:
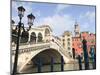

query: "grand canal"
xmin=20 ymin=62 xmax=93 ymax=74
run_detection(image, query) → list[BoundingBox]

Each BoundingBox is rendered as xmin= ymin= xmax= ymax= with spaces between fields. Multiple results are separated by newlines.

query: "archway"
xmin=38 ymin=32 xmax=42 ymax=42
xmin=31 ymin=49 xmax=63 ymax=65
xmin=21 ymin=48 xmax=65 ymax=73
xmin=45 ymin=28 xmax=50 ymax=36
xmin=30 ymin=32 xmax=36 ymax=43
xmin=20 ymin=31 xmax=29 ymax=43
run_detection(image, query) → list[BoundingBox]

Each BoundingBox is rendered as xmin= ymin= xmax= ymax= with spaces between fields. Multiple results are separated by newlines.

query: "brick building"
xmin=72 ymin=22 xmax=96 ymax=58
xmin=81 ymin=32 xmax=96 ymax=56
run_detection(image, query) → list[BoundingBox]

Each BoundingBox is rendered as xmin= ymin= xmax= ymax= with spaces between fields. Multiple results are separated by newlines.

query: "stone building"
xmin=60 ymin=31 xmax=73 ymax=58
xmin=74 ymin=22 xmax=80 ymax=37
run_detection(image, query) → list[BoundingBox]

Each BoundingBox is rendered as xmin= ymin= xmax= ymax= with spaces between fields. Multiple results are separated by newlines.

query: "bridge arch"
xmin=31 ymin=48 xmax=63 ymax=66
xmin=19 ymin=48 xmax=65 ymax=72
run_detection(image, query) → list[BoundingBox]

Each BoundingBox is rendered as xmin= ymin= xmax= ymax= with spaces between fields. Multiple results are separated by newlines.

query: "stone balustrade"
xmin=12 ymin=43 xmax=50 ymax=55
xmin=51 ymin=36 xmax=71 ymax=58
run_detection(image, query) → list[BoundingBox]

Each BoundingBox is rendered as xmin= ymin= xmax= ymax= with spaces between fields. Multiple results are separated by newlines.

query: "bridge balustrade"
xmin=12 ymin=41 xmax=48 ymax=47
xmin=51 ymin=36 xmax=71 ymax=59
xmin=12 ymin=43 xmax=50 ymax=55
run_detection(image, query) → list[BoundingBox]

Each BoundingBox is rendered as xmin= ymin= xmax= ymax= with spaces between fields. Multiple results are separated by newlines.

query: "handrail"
xmin=51 ymin=36 xmax=70 ymax=58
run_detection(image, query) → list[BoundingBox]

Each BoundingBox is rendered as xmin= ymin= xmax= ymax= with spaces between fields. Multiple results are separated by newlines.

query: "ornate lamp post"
xmin=12 ymin=5 xmax=35 ymax=75
xmin=12 ymin=6 xmax=25 ymax=75
xmin=27 ymin=13 xmax=35 ymax=30
xmin=12 ymin=20 xmax=15 ymax=25
xmin=27 ymin=13 xmax=35 ymax=43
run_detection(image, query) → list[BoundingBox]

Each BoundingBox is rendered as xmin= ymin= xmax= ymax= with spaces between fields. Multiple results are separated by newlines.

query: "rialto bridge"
xmin=11 ymin=25 xmax=74 ymax=73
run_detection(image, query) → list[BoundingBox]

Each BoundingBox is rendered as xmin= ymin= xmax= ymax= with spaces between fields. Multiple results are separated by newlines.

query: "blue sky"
xmin=12 ymin=1 xmax=96 ymax=36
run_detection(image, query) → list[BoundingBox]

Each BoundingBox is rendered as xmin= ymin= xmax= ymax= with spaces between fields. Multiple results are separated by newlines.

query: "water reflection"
xmin=20 ymin=63 xmax=93 ymax=73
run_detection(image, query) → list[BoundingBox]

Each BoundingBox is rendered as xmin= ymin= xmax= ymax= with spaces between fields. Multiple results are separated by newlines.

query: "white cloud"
xmin=12 ymin=1 xmax=41 ymax=26
xmin=12 ymin=1 xmax=74 ymax=36
xmin=12 ymin=1 xmax=95 ymax=35
xmin=79 ymin=11 xmax=95 ymax=33
xmin=35 ymin=14 xmax=75 ymax=36
xmin=79 ymin=11 xmax=95 ymax=23
xmin=55 ymin=4 xmax=70 ymax=14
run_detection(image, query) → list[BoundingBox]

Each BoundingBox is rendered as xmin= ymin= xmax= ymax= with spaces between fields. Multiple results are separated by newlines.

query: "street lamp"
xmin=18 ymin=6 xmax=25 ymax=20
xmin=27 ymin=13 xmax=35 ymax=30
xmin=12 ymin=6 xmax=25 ymax=75
xmin=12 ymin=20 xmax=15 ymax=25
xmin=12 ymin=6 xmax=35 ymax=75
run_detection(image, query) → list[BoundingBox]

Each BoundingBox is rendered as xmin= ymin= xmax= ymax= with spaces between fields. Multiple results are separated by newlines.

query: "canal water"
xmin=20 ymin=63 xmax=93 ymax=73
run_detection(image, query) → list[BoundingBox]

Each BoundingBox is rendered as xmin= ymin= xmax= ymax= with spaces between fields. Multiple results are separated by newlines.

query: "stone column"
xmin=36 ymin=37 xmax=38 ymax=44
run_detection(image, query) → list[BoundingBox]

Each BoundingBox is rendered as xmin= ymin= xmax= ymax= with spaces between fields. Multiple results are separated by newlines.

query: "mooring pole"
xmin=78 ymin=55 xmax=82 ymax=70
xmin=82 ymin=39 xmax=89 ymax=70
xmin=90 ymin=47 xmax=96 ymax=69
xmin=61 ymin=56 xmax=64 ymax=71
xmin=51 ymin=57 xmax=54 ymax=72
xmin=37 ymin=58 xmax=42 ymax=73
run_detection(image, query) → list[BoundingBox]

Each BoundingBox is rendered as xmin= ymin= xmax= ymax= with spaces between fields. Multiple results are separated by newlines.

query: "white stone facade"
xmin=60 ymin=31 xmax=73 ymax=58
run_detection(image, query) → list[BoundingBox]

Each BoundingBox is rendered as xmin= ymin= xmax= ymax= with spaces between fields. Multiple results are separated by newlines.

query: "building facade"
xmin=72 ymin=37 xmax=83 ymax=58
xmin=81 ymin=32 xmax=96 ymax=56
xmin=72 ymin=22 xmax=96 ymax=58
xmin=60 ymin=31 xmax=73 ymax=58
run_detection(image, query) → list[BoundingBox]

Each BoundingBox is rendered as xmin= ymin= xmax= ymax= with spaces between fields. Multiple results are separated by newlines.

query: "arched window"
xmin=68 ymin=52 xmax=72 ymax=58
xmin=67 ymin=38 xmax=70 ymax=41
xmin=68 ymin=47 xmax=71 ymax=50
xmin=38 ymin=32 xmax=43 ymax=42
xmin=20 ymin=31 xmax=29 ymax=43
xmin=68 ymin=42 xmax=70 ymax=46
xmin=63 ymin=39 xmax=65 ymax=42
xmin=45 ymin=28 xmax=50 ymax=36
xmin=30 ymin=32 xmax=36 ymax=43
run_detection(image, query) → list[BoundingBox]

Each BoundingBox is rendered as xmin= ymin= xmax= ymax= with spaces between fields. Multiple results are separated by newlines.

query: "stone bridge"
xmin=12 ymin=36 xmax=74 ymax=73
